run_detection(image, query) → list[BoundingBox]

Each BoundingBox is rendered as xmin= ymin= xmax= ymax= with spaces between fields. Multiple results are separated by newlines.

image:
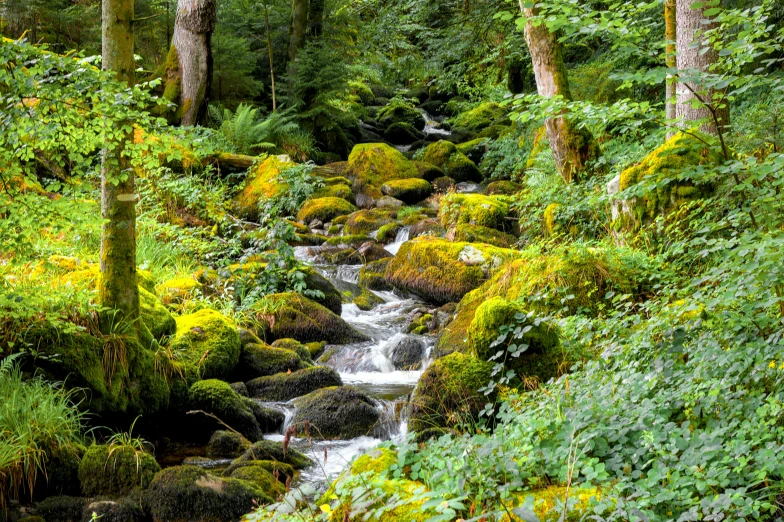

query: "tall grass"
xmin=0 ymin=355 xmax=85 ymax=507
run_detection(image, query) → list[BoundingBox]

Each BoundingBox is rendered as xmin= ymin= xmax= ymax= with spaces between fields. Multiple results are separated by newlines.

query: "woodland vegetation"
xmin=1 ymin=0 xmax=784 ymax=521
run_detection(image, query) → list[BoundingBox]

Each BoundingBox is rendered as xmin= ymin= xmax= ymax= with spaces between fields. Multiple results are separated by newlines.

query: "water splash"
xmin=385 ymin=226 xmax=411 ymax=255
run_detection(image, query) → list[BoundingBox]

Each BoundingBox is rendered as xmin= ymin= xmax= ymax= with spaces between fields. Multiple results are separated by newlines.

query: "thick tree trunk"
xmin=520 ymin=3 xmax=599 ymax=183
xmin=288 ymin=0 xmax=309 ymax=80
xmin=101 ymin=0 xmax=139 ymax=333
xmin=162 ymin=0 xmax=216 ymax=126
xmin=665 ymin=0 xmax=676 ymax=140
xmin=675 ymin=0 xmax=729 ymax=136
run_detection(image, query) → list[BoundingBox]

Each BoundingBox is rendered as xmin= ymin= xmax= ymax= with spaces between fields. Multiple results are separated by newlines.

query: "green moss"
xmin=454 ymin=223 xmax=517 ymax=248
xmin=313 ymin=183 xmax=356 ymax=204
xmin=422 ymin=140 xmax=482 ymax=182
xmin=37 ymin=496 xmax=88 ymax=522
xmin=450 ymin=102 xmax=506 ymax=131
xmin=409 ymin=352 xmax=494 ymax=433
xmin=383 ymin=121 xmax=425 ymax=144
xmin=206 ymin=430 xmax=251 ymax=458
xmin=297 ymin=197 xmax=358 ymax=224
xmin=380 ymin=178 xmax=433 ymax=204
xmin=384 ymin=237 xmax=518 ymax=305
xmin=376 ymin=223 xmax=402 ymax=242
xmin=440 ymin=193 xmax=511 ymax=231
xmin=377 ymin=102 xmax=426 ymax=131
xmin=229 ymin=465 xmax=284 ymax=499
xmin=477 ymin=124 xmax=511 ymax=140
xmin=189 ymin=379 xmax=262 ymax=441
xmin=349 ymin=448 xmax=397 ymax=475
xmin=543 ymin=202 xmax=561 ymax=236
xmin=237 ymin=440 xmax=313 ymax=469
xmin=234 ymin=343 xmax=303 ymax=381
xmin=169 ymin=309 xmax=241 ymax=380
xmin=354 ymin=286 xmax=383 ymax=311
xmin=306 ymin=341 xmax=326 ymax=360
xmin=346 ymin=143 xmax=421 ymax=201
xmin=155 ymin=277 xmax=201 ymax=306
xmin=343 ymin=208 xmax=397 ymax=235
xmin=246 ymin=365 xmax=342 ymax=401
xmin=325 ymin=234 xmax=372 ymax=247
xmin=226 ymin=460 xmax=295 ymax=485
xmin=235 ymin=156 xmax=294 ymax=221
xmin=484 ymin=180 xmax=523 ymax=195
xmin=358 ymin=259 xmax=392 ymax=291
xmin=292 ymin=386 xmax=380 ymax=439
xmin=618 ymin=133 xmax=720 ymax=227
xmin=139 ymin=286 xmax=176 ymax=340
xmin=146 ymin=465 xmax=268 ymax=522
xmin=271 ymin=338 xmax=313 ymax=362
xmin=255 ymin=292 xmax=369 ymax=344
xmin=78 ymin=444 xmax=160 ymax=497
xmin=456 ymin=138 xmax=489 ymax=164
xmin=325 ymin=478 xmax=430 ymax=522
xmin=501 ymin=486 xmax=604 ymax=522
xmin=413 ymin=160 xmax=445 ymax=182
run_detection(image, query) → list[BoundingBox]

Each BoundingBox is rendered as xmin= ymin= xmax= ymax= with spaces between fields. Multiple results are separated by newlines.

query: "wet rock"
xmin=233 ymin=343 xmax=303 ymax=381
xmin=389 ymin=337 xmax=426 ymax=370
xmin=230 ymin=382 xmax=249 ymax=397
xmin=235 ymin=440 xmax=312 ymax=469
xmin=188 ymin=380 xmax=263 ymax=442
xmin=37 ymin=496 xmax=88 ymax=522
xmin=309 ymin=219 xmax=324 ymax=230
xmin=291 ymin=386 xmax=380 ymax=440
xmin=357 ymin=241 xmax=393 ymax=262
xmin=384 ymin=122 xmax=425 ymax=145
xmin=245 ymin=400 xmax=286 ymax=432
xmin=82 ymin=499 xmax=144 ymax=522
xmin=431 ymin=176 xmax=456 ymax=193
xmin=410 ymin=218 xmax=447 ymax=239
xmin=359 ymin=259 xmax=393 ymax=291
xmin=246 ymin=366 xmax=342 ymax=401
xmin=206 ymin=430 xmax=251 ymax=458
xmin=376 ymin=196 xmax=405 ymax=209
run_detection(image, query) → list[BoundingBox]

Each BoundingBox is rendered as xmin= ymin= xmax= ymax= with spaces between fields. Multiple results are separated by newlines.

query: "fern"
xmin=208 ymin=104 xmax=308 ymax=156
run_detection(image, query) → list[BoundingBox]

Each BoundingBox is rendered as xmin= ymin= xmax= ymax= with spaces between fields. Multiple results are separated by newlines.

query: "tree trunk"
xmin=101 ymin=0 xmax=139 ymax=333
xmin=675 ymin=0 xmax=729 ymax=136
xmin=665 ymin=0 xmax=676 ymax=140
xmin=520 ymin=2 xmax=599 ymax=183
xmin=264 ymin=1 xmax=277 ymax=111
xmin=162 ymin=0 xmax=216 ymax=126
xmin=307 ymin=0 xmax=324 ymax=38
xmin=288 ymin=0 xmax=308 ymax=80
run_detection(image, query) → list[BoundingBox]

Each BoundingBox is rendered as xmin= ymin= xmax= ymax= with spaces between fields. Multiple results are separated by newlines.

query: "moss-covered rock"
xmin=422 ymin=140 xmax=482 ymax=182
xmin=454 ymin=223 xmax=517 ymax=248
xmin=376 ymin=222 xmax=402 ymax=243
xmin=456 ymin=138 xmax=489 ymax=164
xmin=81 ymin=497 xmax=145 ymax=522
xmin=246 ymin=366 xmax=342 ymax=401
xmin=296 ymin=197 xmax=357 ymax=225
xmin=244 ymin=399 xmax=286 ymax=433
xmin=450 ymin=102 xmax=506 ymax=131
xmin=485 ymin=180 xmax=523 ymax=195
xmin=255 ymin=292 xmax=369 ymax=344
xmin=410 ymin=218 xmax=447 ymax=238
xmin=155 ymin=277 xmax=202 ymax=306
xmin=301 ymin=267 xmax=343 ymax=315
xmin=384 ymin=238 xmax=518 ymax=305
xmin=169 ymin=309 xmax=241 ymax=380
xmin=343 ymin=209 xmax=397 ymax=236
xmin=189 ymin=379 xmax=262 ymax=441
xmin=313 ymin=182 xmax=356 ymax=204
xmin=377 ymin=102 xmax=426 ymax=131
xmin=271 ymin=338 xmax=313 ymax=362
xmin=206 ymin=430 xmax=251 ymax=458
xmin=349 ymin=447 xmax=397 ymax=475
xmin=225 ymin=460 xmax=295 ymax=485
xmin=228 ymin=465 xmax=284 ymax=499
xmin=380 ymin=178 xmax=433 ymax=204
xmin=291 ymin=386 xmax=380 ymax=440
xmin=413 ymin=160 xmax=445 ymax=182
xmin=409 ymin=352 xmax=494 ymax=432
xmin=236 ymin=440 xmax=312 ymax=469
xmin=139 ymin=286 xmax=176 ymax=340
xmin=389 ymin=336 xmax=425 ymax=370
xmin=37 ymin=495 xmax=88 ymax=522
xmin=354 ymin=285 xmax=384 ymax=311
xmin=146 ymin=465 xmax=267 ymax=522
xmin=359 ymin=259 xmax=393 ymax=291
xmin=383 ymin=122 xmax=425 ymax=145
xmin=345 ymin=143 xmax=421 ymax=203
xmin=440 ymin=193 xmax=511 ymax=232
xmin=34 ymin=445 xmax=83 ymax=499
xmin=234 ymin=156 xmax=294 ymax=221
xmin=617 ymin=133 xmax=720 ymax=227
xmin=324 ymin=234 xmax=373 ymax=247
xmin=501 ymin=486 xmax=604 ymax=522
xmin=477 ymin=124 xmax=511 ymax=140
xmin=78 ymin=444 xmax=160 ymax=497
xmin=234 ymin=343 xmax=303 ymax=381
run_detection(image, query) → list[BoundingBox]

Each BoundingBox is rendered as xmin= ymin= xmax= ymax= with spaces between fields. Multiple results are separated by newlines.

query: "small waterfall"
xmin=385 ymin=226 xmax=411 ymax=256
xmin=418 ymin=109 xmax=451 ymax=137
xmin=323 ymin=265 xmax=361 ymax=284
xmin=373 ymin=399 xmax=406 ymax=440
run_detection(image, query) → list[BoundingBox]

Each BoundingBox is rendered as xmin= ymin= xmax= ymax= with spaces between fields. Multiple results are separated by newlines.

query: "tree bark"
xmin=675 ymin=0 xmax=729 ymax=136
xmin=101 ymin=0 xmax=139 ymax=333
xmin=665 ymin=0 xmax=676 ymax=140
xmin=288 ymin=0 xmax=309 ymax=80
xmin=307 ymin=0 xmax=324 ymax=38
xmin=264 ymin=1 xmax=277 ymax=111
xmin=162 ymin=0 xmax=216 ymax=126
xmin=520 ymin=2 xmax=599 ymax=183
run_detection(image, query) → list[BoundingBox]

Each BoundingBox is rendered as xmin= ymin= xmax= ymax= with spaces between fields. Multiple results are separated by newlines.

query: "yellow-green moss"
xmin=297 ymin=197 xmax=358 ymax=224
xmin=313 ymin=183 xmax=355 ymax=204
xmin=169 ymin=309 xmax=241 ymax=379
xmin=229 ymin=465 xmax=285 ymax=499
xmin=501 ymin=486 xmax=604 ymax=522
xmin=440 ymin=193 xmax=511 ymax=231
xmin=346 ymin=143 xmax=420 ymax=200
xmin=454 ymin=223 xmax=517 ymax=248
xmin=380 ymin=178 xmax=433 ymax=204
xmin=234 ymin=156 xmax=294 ymax=221
xmin=349 ymin=448 xmax=397 ymax=475
xmin=543 ymin=203 xmax=561 ymax=236
xmin=484 ymin=180 xmax=523 ymax=196
xmin=377 ymin=102 xmax=426 ymax=131
xmin=450 ymin=102 xmax=506 ymax=131
xmin=155 ymin=277 xmax=201 ymax=306
xmin=343 ymin=208 xmax=396 ymax=235
xmin=139 ymin=286 xmax=176 ymax=339
xmin=354 ymin=286 xmax=383 ymax=311
xmin=422 ymin=140 xmax=482 ymax=182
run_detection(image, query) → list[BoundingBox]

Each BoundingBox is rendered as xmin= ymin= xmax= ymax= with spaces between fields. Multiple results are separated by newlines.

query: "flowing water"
xmin=394 ymin=109 xmax=451 ymax=152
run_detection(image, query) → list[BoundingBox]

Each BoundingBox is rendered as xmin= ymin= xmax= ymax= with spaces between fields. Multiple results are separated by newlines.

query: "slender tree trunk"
xmin=288 ymin=0 xmax=308 ymax=81
xmin=264 ymin=1 xmax=277 ymax=111
xmin=665 ymin=0 xmax=676 ymax=140
xmin=520 ymin=2 xmax=599 ymax=183
xmin=162 ymin=0 xmax=216 ymax=126
xmin=307 ymin=0 xmax=324 ymax=38
xmin=101 ymin=0 xmax=139 ymax=333
xmin=675 ymin=0 xmax=729 ymax=136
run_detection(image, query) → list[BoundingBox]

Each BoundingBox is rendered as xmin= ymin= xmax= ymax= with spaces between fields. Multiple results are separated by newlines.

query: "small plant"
xmin=208 ymin=104 xmax=307 ymax=156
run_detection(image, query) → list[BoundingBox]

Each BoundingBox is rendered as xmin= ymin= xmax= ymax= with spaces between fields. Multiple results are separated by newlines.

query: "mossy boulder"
xmin=376 ymin=222 xmax=402 ymax=242
xmin=169 ymin=309 xmax=241 ymax=380
xmin=409 ymin=352 xmax=494 ymax=432
xmin=383 ymin=122 xmax=425 ymax=145
xmin=380 ymin=178 xmax=433 ymax=204
xmin=226 ymin=460 xmax=295 ymax=484
xmin=81 ymin=497 xmax=145 ymax=522
xmin=468 ymin=297 xmax=562 ymax=382
xmin=139 ymin=286 xmax=176 ymax=340
xmin=297 ymin=197 xmax=357 ymax=225
xmin=292 ymin=386 xmax=380 ymax=439
xmin=454 ymin=223 xmax=517 ymax=248
xmin=234 ymin=343 xmax=303 ymax=381
xmin=456 ymin=138 xmax=489 ymax=164
xmin=228 ymin=465 xmax=284 ymax=498
xmin=501 ymin=486 xmax=604 ymax=522
xmin=384 ymin=238 xmax=518 ymax=305
xmin=410 ymin=218 xmax=447 ymax=239
xmin=422 ymin=140 xmax=482 ymax=182
xmin=236 ymin=440 xmax=312 ymax=469
xmin=345 ymin=143 xmax=420 ymax=204
xmin=359 ymin=259 xmax=393 ymax=291
xmin=617 ymin=133 xmax=720 ymax=227
xmin=440 ymin=193 xmax=511 ymax=232
xmin=255 ymin=292 xmax=369 ymax=344
xmin=189 ymin=379 xmax=263 ymax=441
xmin=485 ymin=180 xmax=523 ymax=195
xmin=146 ymin=465 xmax=267 ymax=522
xmin=377 ymin=102 xmax=426 ymax=131
xmin=302 ymin=266 xmax=343 ymax=315
xmin=34 ymin=445 xmax=83 ymax=499
xmin=234 ymin=156 xmax=294 ymax=221
xmin=37 ymin=496 xmax=89 ymax=522
xmin=206 ymin=430 xmax=251 ymax=458
xmin=477 ymin=124 xmax=511 ymax=140
xmin=245 ymin=400 xmax=286 ymax=432
xmin=155 ymin=277 xmax=202 ymax=306
xmin=343 ymin=208 xmax=397 ymax=235
xmin=271 ymin=338 xmax=313 ymax=362
xmin=246 ymin=366 xmax=342 ymax=401
xmin=353 ymin=285 xmax=384 ymax=311
xmin=350 ymin=447 xmax=397 ymax=475
xmin=78 ymin=444 xmax=160 ymax=497
xmin=313 ymin=182 xmax=356 ymax=204
xmin=413 ymin=160 xmax=445 ymax=182
xmin=450 ymin=102 xmax=506 ymax=131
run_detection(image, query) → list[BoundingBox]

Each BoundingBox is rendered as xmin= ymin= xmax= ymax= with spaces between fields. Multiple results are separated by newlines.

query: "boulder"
xmin=234 ymin=343 xmax=303 ymax=381
xmin=169 ymin=309 xmax=241 ymax=380
xmin=228 ymin=465 xmax=284 ymax=499
xmin=456 ymin=138 xmax=489 ymax=164
xmin=246 ymin=366 xmax=342 ymax=401
xmin=389 ymin=337 xmax=426 ymax=370
xmin=206 ymin=430 xmax=251 ymax=458
xmin=377 ymin=102 xmax=426 ymax=131
xmin=189 ymin=379 xmax=263 ymax=441
xmin=291 ymin=386 xmax=380 ymax=439
xmin=410 ymin=218 xmax=447 ymax=239
xmin=139 ymin=287 xmax=176 ymax=340
xmin=450 ymin=102 xmax=507 ymax=131
xmin=343 ymin=209 xmax=397 ymax=235
xmin=454 ymin=223 xmax=517 ymax=248
xmin=413 ymin=160 xmax=445 ymax=182
xmin=422 ymin=140 xmax=482 ymax=182
xmin=484 ymin=180 xmax=523 ymax=195
xmin=383 ymin=122 xmax=425 ymax=144
xmin=78 ymin=444 xmax=160 ymax=497
xmin=296 ymin=197 xmax=357 ymax=224
xmin=376 ymin=195 xmax=405 ymax=209
xmin=234 ymin=156 xmax=293 ymax=221
xmin=224 ymin=460 xmax=295 ymax=485
xmin=82 ymin=498 xmax=145 ymax=522
xmin=356 ymin=241 xmax=393 ymax=262
xmin=359 ymin=259 xmax=393 ymax=291
xmin=37 ymin=496 xmax=89 ymax=522
xmin=440 ymin=193 xmax=511 ymax=232
xmin=271 ymin=338 xmax=313 ymax=362
xmin=245 ymin=400 xmax=286 ymax=432
xmin=345 ymin=143 xmax=420 ymax=204
xmin=380 ymin=179 xmax=433 ymax=204
xmin=236 ymin=440 xmax=313 ymax=469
